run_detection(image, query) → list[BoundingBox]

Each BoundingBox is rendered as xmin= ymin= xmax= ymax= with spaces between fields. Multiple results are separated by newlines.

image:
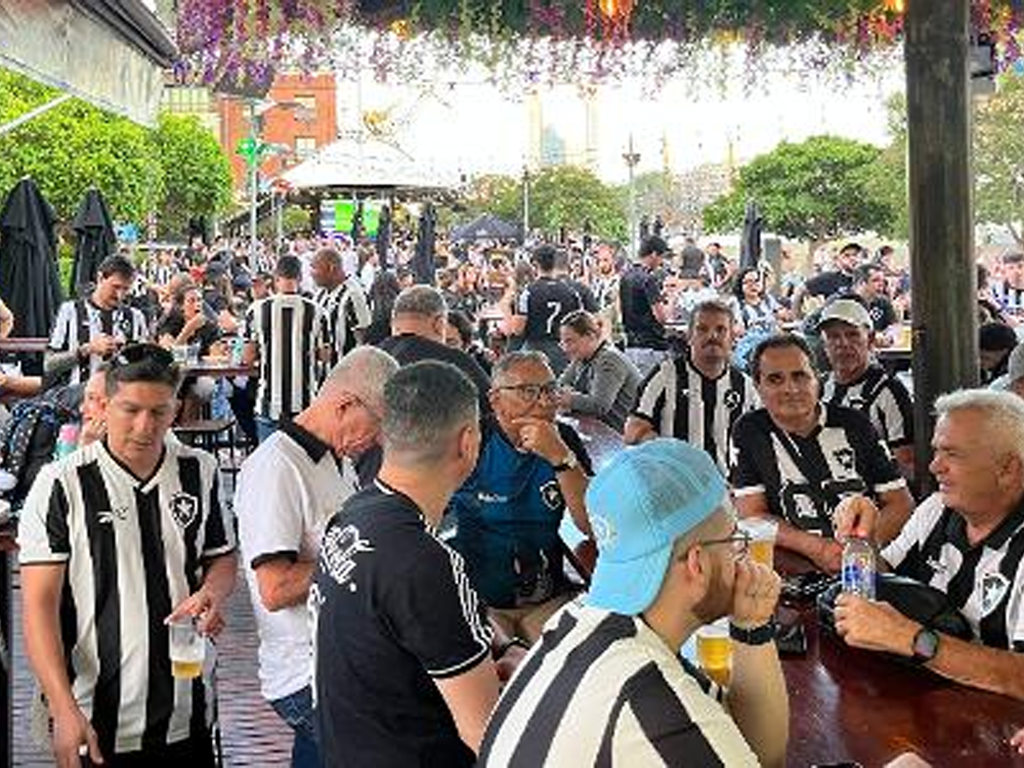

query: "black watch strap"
xmin=729 ymin=621 xmax=775 ymax=646
xmin=493 ymin=636 xmax=529 ymax=660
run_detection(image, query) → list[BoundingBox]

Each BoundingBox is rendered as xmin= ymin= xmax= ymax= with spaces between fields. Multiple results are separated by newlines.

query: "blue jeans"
xmin=270 ymin=685 xmax=321 ymax=768
xmin=255 ymin=415 xmax=279 ymax=444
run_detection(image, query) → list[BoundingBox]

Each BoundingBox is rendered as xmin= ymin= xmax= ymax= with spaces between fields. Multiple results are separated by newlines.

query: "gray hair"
xmin=691 ymin=298 xmax=735 ymax=323
xmin=383 ymin=361 xmax=479 ymax=467
xmin=491 ymin=350 xmax=550 ymax=387
xmin=392 ymin=285 xmax=447 ymax=320
xmin=321 ymin=346 xmax=399 ymax=417
xmin=934 ymin=388 xmax=1024 ymax=464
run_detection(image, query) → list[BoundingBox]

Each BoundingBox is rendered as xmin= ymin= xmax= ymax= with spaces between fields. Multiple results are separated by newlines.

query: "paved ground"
xmin=11 ymin=563 xmax=294 ymax=766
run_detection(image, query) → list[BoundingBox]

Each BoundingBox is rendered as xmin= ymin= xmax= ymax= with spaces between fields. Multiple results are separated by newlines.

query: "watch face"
xmin=913 ymin=629 xmax=939 ymax=661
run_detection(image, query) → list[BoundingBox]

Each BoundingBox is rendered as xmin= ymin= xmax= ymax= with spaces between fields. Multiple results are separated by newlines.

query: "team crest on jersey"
xmin=170 ymin=492 xmax=199 ymax=528
xmin=981 ymin=572 xmax=1011 ymax=617
xmin=724 ymin=390 xmax=743 ymax=410
xmin=832 ymin=447 xmax=856 ymax=473
xmin=540 ymin=480 xmax=564 ymax=510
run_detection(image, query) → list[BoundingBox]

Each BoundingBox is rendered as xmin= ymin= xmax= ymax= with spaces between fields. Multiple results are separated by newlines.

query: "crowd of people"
xmin=6 ymin=227 xmax=1024 ymax=767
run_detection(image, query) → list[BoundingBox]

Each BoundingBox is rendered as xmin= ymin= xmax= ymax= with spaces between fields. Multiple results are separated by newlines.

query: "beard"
xmin=692 ymin=558 xmax=733 ymax=625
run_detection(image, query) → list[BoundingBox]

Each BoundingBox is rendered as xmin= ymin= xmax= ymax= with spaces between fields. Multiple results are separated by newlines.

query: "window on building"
xmin=295 ymin=136 xmax=317 ymax=160
xmin=293 ymin=95 xmax=316 ymax=122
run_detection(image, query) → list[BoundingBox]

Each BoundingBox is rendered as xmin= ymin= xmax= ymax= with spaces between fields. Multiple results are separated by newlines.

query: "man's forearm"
xmin=727 ymin=641 xmax=789 ymax=768
xmin=22 ymin=569 xmax=78 ymax=714
xmin=926 ymin=634 xmax=1024 ymax=700
xmin=44 ymin=349 xmax=80 ymax=378
xmin=256 ymin=559 xmax=316 ymax=612
xmin=202 ymin=553 xmax=238 ymax=605
xmin=557 ymin=468 xmax=591 ymax=538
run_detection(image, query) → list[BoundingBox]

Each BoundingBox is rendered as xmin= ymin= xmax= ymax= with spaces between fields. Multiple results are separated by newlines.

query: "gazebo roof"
xmin=281 ymin=136 xmax=460 ymax=193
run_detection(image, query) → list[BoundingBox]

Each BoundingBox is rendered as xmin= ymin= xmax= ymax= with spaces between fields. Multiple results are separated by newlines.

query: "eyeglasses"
xmin=112 ymin=343 xmax=177 ymax=370
xmin=696 ymin=528 xmax=751 ymax=559
xmin=498 ymin=381 xmax=559 ymax=403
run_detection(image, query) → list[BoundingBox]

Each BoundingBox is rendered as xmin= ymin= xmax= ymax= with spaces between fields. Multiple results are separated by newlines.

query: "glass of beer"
xmin=168 ymin=617 xmax=204 ymax=679
xmin=696 ymin=619 xmax=732 ymax=687
xmin=739 ymin=517 xmax=778 ymax=568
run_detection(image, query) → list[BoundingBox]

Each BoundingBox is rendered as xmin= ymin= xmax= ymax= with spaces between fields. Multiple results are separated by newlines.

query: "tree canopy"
xmin=0 ymin=69 xmax=233 ymax=238
xmin=702 ymin=135 xmax=892 ymax=241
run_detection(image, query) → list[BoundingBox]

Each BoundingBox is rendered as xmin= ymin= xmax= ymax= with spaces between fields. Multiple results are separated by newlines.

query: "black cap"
xmin=639 ymin=235 xmax=670 ymax=258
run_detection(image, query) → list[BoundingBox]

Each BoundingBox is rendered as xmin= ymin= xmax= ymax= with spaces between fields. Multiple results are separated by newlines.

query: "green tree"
xmin=0 ymin=69 xmax=164 ymax=224
xmin=974 ymin=74 xmax=1024 ymax=245
xmin=860 ymin=93 xmax=909 ymax=240
xmin=703 ymin=135 xmax=892 ymax=241
xmin=460 ymin=173 xmax=522 ymax=222
xmin=150 ymin=113 xmax=233 ymax=237
xmin=528 ymin=165 xmax=626 ymax=241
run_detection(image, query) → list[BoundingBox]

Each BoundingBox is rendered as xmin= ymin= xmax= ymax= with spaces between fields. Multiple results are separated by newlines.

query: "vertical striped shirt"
xmin=313 ymin=277 xmax=371 ymax=374
xmin=883 ymin=493 xmax=1024 ymax=651
xmin=48 ymin=299 xmax=149 ymax=384
xmin=17 ymin=438 xmax=235 ymax=756
xmin=479 ymin=602 xmax=759 ymax=767
xmin=244 ymin=293 xmax=324 ymax=420
xmin=632 ymin=357 xmax=759 ymax=473
xmin=822 ymin=363 xmax=914 ymax=451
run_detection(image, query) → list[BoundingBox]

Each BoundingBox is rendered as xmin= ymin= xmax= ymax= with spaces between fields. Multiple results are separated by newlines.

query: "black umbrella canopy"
xmin=413 ymin=203 xmax=437 ymax=285
xmin=0 ymin=178 xmax=63 ymax=338
xmin=71 ymin=187 xmax=117 ymax=296
xmin=740 ymin=200 xmax=764 ymax=270
xmin=451 ymin=212 xmax=518 ymax=242
xmin=376 ymin=204 xmax=391 ymax=270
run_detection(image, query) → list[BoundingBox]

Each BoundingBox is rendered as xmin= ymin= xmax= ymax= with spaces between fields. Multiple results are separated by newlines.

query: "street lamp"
xmin=522 ymin=165 xmax=531 ymax=243
xmin=623 ymin=134 xmax=641 ymax=257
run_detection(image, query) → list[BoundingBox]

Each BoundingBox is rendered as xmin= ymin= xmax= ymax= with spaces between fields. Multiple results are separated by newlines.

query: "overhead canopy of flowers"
xmin=173 ymin=1 xmax=1024 ymax=93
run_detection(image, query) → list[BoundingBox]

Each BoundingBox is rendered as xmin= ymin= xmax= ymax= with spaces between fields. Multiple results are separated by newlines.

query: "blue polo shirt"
xmin=448 ymin=416 xmax=592 ymax=609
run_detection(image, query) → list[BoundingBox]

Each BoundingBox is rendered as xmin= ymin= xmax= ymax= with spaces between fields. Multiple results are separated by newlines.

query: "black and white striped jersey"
xmin=632 ymin=357 xmax=759 ymax=473
xmin=730 ymin=403 xmax=907 ymax=536
xmin=48 ymin=299 xmax=150 ymax=384
xmin=244 ymin=293 xmax=324 ymax=420
xmin=883 ymin=493 xmax=1024 ymax=651
xmin=17 ymin=438 xmax=235 ymax=757
xmin=823 ymin=363 xmax=914 ymax=450
xmin=313 ymin=277 xmax=371 ymax=373
xmin=479 ymin=602 xmax=759 ymax=767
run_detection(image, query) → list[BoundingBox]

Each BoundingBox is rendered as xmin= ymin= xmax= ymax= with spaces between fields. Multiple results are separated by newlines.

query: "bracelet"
xmin=492 ymin=636 xmax=529 ymax=660
xmin=729 ymin=621 xmax=775 ymax=646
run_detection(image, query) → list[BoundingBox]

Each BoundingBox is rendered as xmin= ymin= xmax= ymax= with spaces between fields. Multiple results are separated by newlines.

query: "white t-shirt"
xmin=235 ymin=420 xmax=360 ymax=701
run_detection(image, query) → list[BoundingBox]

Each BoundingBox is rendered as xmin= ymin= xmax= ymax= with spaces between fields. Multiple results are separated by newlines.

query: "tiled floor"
xmin=11 ymin=564 xmax=294 ymax=766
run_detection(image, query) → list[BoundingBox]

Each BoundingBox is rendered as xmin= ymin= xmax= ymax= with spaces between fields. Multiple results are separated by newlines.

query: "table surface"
xmin=183 ymin=361 xmax=256 ymax=377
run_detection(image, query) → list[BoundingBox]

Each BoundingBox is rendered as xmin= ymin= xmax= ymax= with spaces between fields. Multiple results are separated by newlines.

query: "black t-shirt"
xmin=312 ymin=481 xmax=492 ymax=768
xmin=619 ymin=264 xmax=667 ymax=350
xmin=804 ymin=270 xmax=854 ymax=300
xmin=867 ymin=296 xmax=898 ymax=331
xmin=155 ymin=310 xmax=221 ymax=355
xmin=379 ymin=333 xmax=492 ymax=414
xmin=516 ymin=277 xmax=586 ymax=343
xmin=730 ymin=403 xmax=905 ymax=536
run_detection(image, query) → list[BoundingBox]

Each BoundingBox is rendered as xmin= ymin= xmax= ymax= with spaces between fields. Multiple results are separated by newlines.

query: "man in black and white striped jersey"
xmin=835 ymin=389 xmax=1024 ymax=701
xmin=310 ymin=246 xmax=371 ymax=379
xmin=311 ymin=361 xmax=501 ymax=767
xmin=19 ymin=343 xmax=237 ymax=766
xmin=478 ymin=439 xmax=788 ymax=767
xmin=625 ymin=299 xmax=758 ymax=473
xmin=46 ymin=254 xmax=149 ymax=387
xmin=243 ymin=255 xmax=325 ymax=442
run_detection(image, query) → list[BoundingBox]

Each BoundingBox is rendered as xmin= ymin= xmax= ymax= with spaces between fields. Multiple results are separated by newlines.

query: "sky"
xmin=333 ymin=44 xmax=905 ymax=185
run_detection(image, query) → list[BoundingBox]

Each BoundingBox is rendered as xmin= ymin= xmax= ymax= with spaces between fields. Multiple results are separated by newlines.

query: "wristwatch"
xmin=911 ymin=627 xmax=940 ymax=665
xmin=551 ymin=451 xmax=578 ymax=473
xmin=729 ymin=621 xmax=775 ymax=646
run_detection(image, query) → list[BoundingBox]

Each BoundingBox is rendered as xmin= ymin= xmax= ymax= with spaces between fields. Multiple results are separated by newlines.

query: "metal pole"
xmin=906 ymin=0 xmax=976 ymax=489
xmin=623 ymin=135 xmax=641 ymax=257
xmin=276 ymin=192 xmax=284 ymax=252
xmin=522 ymin=167 xmax=530 ymax=243
xmin=248 ymin=99 xmax=260 ymax=273
xmin=0 ymin=93 xmax=73 ymax=137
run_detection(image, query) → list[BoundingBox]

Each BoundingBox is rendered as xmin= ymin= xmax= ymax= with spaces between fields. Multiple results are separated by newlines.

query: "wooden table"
xmin=183 ymin=361 xmax=256 ymax=378
xmin=0 ymin=337 xmax=47 ymax=353
xmin=569 ymin=415 xmax=625 ymax=473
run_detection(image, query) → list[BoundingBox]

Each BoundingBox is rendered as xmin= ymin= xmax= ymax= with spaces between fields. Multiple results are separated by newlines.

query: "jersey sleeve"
xmin=383 ymin=536 xmax=493 ymax=679
xmin=873 ymin=381 xmax=914 ymax=449
xmin=729 ymin=413 xmax=768 ymax=497
xmin=880 ymin=492 xmax=943 ymax=573
xmin=201 ymin=469 xmax=236 ymax=558
xmin=631 ymin=362 xmax=668 ymax=426
xmin=235 ymin=449 xmax=304 ymax=568
xmin=643 ymin=273 xmax=664 ymax=306
xmin=48 ymin=302 xmax=75 ymax=352
xmin=18 ymin=464 xmax=71 ymax=564
xmin=348 ymin=285 xmax=372 ymax=330
xmin=847 ymin=409 xmax=906 ymax=494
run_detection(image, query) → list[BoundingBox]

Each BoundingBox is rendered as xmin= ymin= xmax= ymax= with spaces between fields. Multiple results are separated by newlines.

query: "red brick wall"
xmin=219 ymin=73 xmax=337 ymax=192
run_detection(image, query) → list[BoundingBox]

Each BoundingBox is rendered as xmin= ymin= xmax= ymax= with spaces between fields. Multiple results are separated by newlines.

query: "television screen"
xmin=320 ymin=200 xmax=382 ymax=238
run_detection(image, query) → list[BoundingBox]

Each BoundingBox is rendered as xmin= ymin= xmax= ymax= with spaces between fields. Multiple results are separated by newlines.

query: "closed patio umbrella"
xmin=71 ymin=187 xmax=117 ymax=296
xmin=740 ymin=200 xmax=764 ymax=270
xmin=0 ymin=178 xmax=62 ymax=338
xmin=412 ymin=203 xmax=437 ymax=285
xmin=376 ymin=204 xmax=391 ymax=270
